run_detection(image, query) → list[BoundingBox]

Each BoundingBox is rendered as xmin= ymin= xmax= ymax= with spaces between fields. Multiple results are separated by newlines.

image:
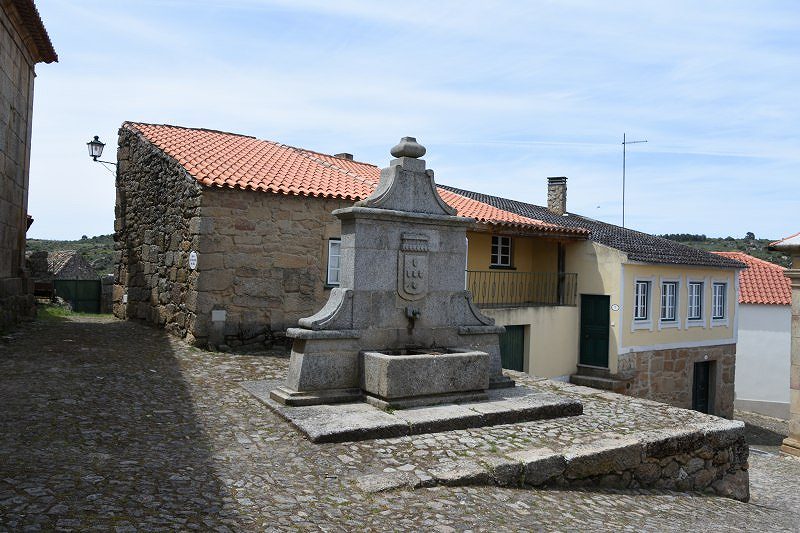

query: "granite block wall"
xmin=192 ymin=189 xmax=348 ymax=348
xmin=0 ymin=4 xmax=37 ymax=330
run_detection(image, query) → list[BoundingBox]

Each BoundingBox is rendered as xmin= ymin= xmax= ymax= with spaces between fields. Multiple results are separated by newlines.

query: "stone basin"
xmin=361 ymin=348 xmax=490 ymax=409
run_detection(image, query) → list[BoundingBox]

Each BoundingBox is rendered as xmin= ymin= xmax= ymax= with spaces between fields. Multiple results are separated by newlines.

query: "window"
xmin=491 ymin=236 xmax=512 ymax=267
xmin=712 ymin=282 xmax=727 ymax=319
xmin=326 ymin=239 xmax=341 ymax=286
xmin=634 ymin=280 xmax=651 ymax=321
xmin=688 ymin=282 xmax=704 ymax=320
xmin=660 ymin=281 xmax=678 ymax=321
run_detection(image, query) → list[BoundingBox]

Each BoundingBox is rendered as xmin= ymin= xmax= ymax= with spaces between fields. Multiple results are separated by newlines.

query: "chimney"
xmin=547 ymin=177 xmax=567 ymax=215
xmin=334 ymin=153 xmax=353 ymax=161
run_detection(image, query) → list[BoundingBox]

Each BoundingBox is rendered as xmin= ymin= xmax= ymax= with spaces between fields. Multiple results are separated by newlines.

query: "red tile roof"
xmin=124 ymin=122 xmax=588 ymax=236
xmin=712 ymin=252 xmax=791 ymax=306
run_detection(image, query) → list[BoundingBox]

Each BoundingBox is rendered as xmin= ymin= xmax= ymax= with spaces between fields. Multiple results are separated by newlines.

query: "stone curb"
xmin=356 ymin=423 xmax=750 ymax=501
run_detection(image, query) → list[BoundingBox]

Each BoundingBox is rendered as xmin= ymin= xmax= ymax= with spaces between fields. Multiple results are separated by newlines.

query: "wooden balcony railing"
xmin=466 ymin=271 xmax=577 ymax=308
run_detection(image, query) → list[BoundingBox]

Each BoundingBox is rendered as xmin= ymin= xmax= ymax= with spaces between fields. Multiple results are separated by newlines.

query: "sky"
xmin=27 ymin=0 xmax=800 ymax=240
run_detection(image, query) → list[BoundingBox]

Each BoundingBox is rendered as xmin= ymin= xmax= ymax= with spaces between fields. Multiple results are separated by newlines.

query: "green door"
xmin=500 ymin=325 xmax=525 ymax=371
xmin=53 ymin=280 xmax=102 ymax=313
xmin=579 ymin=295 xmax=610 ymax=367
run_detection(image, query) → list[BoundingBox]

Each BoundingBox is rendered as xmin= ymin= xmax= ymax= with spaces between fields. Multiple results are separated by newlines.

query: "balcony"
xmin=466 ymin=270 xmax=577 ymax=308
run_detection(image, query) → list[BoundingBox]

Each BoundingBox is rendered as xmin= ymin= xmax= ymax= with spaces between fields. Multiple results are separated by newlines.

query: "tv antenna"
xmin=622 ymin=133 xmax=647 ymax=228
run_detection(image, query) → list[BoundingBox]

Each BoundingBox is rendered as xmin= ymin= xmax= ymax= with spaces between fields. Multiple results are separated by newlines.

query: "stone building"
xmin=113 ymin=122 xmax=577 ymax=348
xmin=26 ymin=250 xmax=99 ymax=281
xmin=115 ymin=121 xmax=743 ymax=416
xmin=0 ymin=0 xmax=56 ymax=330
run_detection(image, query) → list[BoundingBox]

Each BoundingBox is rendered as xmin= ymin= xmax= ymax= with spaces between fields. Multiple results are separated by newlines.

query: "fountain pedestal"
xmin=270 ymin=137 xmax=513 ymax=409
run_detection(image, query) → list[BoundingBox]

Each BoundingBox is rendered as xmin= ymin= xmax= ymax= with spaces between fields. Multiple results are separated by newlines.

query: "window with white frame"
xmin=712 ymin=282 xmax=727 ymax=319
xmin=660 ymin=281 xmax=678 ymax=321
xmin=491 ymin=235 xmax=512 ymax=267
xmin=634 ymin=280 xmax=651 ymax=321
xmin=326 ymin=239 xmax=341 ymax=286
xmin=688 ymin=281 xmax=704 ymax=320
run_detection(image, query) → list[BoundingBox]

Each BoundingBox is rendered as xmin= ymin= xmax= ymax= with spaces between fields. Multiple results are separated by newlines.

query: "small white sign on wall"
xmin=122 ymin=294 xmax=128 ymax=304
xmin=611 ymin=304 xmax=620 ymax=312
xmin=211 ymin=309 xmax=227 ymax=322
xmin=188 ymin=251 xmax=198 ymax=270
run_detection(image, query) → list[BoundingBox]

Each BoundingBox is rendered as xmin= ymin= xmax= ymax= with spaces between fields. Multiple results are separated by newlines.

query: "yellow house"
xmin=447 ymin=178 xmax=744 ymax=417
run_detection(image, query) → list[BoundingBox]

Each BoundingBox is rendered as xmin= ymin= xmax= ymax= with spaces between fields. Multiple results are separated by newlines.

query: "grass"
xmin=37 ymin=304 xmax=113 ymax=321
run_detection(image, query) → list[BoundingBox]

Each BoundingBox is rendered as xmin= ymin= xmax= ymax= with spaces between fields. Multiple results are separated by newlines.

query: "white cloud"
xmin=25 ymin=0 xmax=800 ymax=239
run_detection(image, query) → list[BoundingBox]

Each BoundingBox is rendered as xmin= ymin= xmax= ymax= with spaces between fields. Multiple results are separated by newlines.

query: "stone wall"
xmin=113 ymin=127 xmax=203 ymax=338
xmin=193 ymin=188 xmax=349 ymax=348
xmin=406 ymin=419 xmax=750 ymax=501
xmin=618 ymin=343 xmax=736 ymax=418
xmin=114 ymin=127 xmax=351 ymax=348
xmin=0 ymin=4 xmax=37 ymax=330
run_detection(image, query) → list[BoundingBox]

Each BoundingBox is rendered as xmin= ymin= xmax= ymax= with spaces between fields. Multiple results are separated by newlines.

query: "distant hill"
xmin=659 ymin=233 xmax=791 ymax=268
xmin=26 ymin=234 xmax=115 ymax=276
xmin=26 ymin=232 xmax=792 ymax=277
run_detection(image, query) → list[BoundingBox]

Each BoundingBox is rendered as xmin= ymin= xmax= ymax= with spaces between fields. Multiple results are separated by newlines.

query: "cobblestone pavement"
xmin=1 ymin=316 xmax=799 ymax=531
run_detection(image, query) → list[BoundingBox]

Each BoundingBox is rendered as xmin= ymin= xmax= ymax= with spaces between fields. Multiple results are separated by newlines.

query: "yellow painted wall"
xmin=565 ymin=241 xmax=626 ymax=372
xmin=466 ymin=231 xmax=558 ymax=273
xmin=482 ymin=305 xmax=580 ymax=378
xmin=621 ymin=263 xmax=737 ymax=350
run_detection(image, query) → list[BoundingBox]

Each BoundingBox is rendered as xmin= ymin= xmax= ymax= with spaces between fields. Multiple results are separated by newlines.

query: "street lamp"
xmin=87 ymin=135 xmax=105 ymax=161
xmin=86 ymin=135 xmax=117 ymax=172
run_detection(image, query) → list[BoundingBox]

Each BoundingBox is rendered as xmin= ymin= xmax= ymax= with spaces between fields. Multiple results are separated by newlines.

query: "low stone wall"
xmin=358 ymin=418 xmax=749 ymax=501
xmin=618 ymin=343 xmax=735 ymax=418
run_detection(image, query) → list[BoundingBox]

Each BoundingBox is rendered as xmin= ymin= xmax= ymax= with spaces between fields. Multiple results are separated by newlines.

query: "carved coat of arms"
xmin=398 ymin=233 xmax=429 ymax=301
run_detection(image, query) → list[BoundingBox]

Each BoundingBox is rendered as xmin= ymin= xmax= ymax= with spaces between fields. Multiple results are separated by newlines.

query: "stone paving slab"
xmin=3 ymin=316 xmax=800 ymax=531
xmin=242 ymin=379 xmax=583 ymax=442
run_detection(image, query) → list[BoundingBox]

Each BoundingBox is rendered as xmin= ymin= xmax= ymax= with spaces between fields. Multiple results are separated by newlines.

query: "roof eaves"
xmin=7 ymin=0 xmax=57 ymax=63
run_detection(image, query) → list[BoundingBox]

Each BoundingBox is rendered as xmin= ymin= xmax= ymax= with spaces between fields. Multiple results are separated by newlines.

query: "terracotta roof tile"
xmin=712 ymin=252 xmax=791 ymax=305
xmin=124 ymin=122 xmax=588 ymax=237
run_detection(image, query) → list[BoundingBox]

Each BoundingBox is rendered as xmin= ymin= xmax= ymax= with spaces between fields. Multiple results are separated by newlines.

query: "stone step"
xmin=574 ymin=364 xmax=611 ymax=379
xmin=569 ymin=373 xmax=632 ymax=394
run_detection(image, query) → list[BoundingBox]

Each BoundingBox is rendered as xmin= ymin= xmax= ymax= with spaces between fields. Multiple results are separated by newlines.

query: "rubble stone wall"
xmin=419 ymin=419 xmax=750 ymax=501
xmin=618 ymin=343 xmax=736 ymax=418
xmin=0 ymin=5 xmax=37 ymax=330
xmin=113 ymin=127 xmax=203 ymax=338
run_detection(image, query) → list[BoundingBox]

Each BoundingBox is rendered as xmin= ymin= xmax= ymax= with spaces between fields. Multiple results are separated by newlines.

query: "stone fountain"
xmin=270 ymin=136 xmax=514 ymax=409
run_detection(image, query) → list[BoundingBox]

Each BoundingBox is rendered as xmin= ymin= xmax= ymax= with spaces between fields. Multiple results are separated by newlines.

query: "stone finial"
xmin=390 ymin=137 xmax=426 ymax=159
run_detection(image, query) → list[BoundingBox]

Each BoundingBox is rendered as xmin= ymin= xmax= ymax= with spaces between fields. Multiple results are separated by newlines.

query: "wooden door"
xmin=692 ymin=361 xmax=712 ymax=414
xmin=579 ymin=295 xmax=610 ymax=367
xmin=500 ymin=325 xmax=525 ymax=371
